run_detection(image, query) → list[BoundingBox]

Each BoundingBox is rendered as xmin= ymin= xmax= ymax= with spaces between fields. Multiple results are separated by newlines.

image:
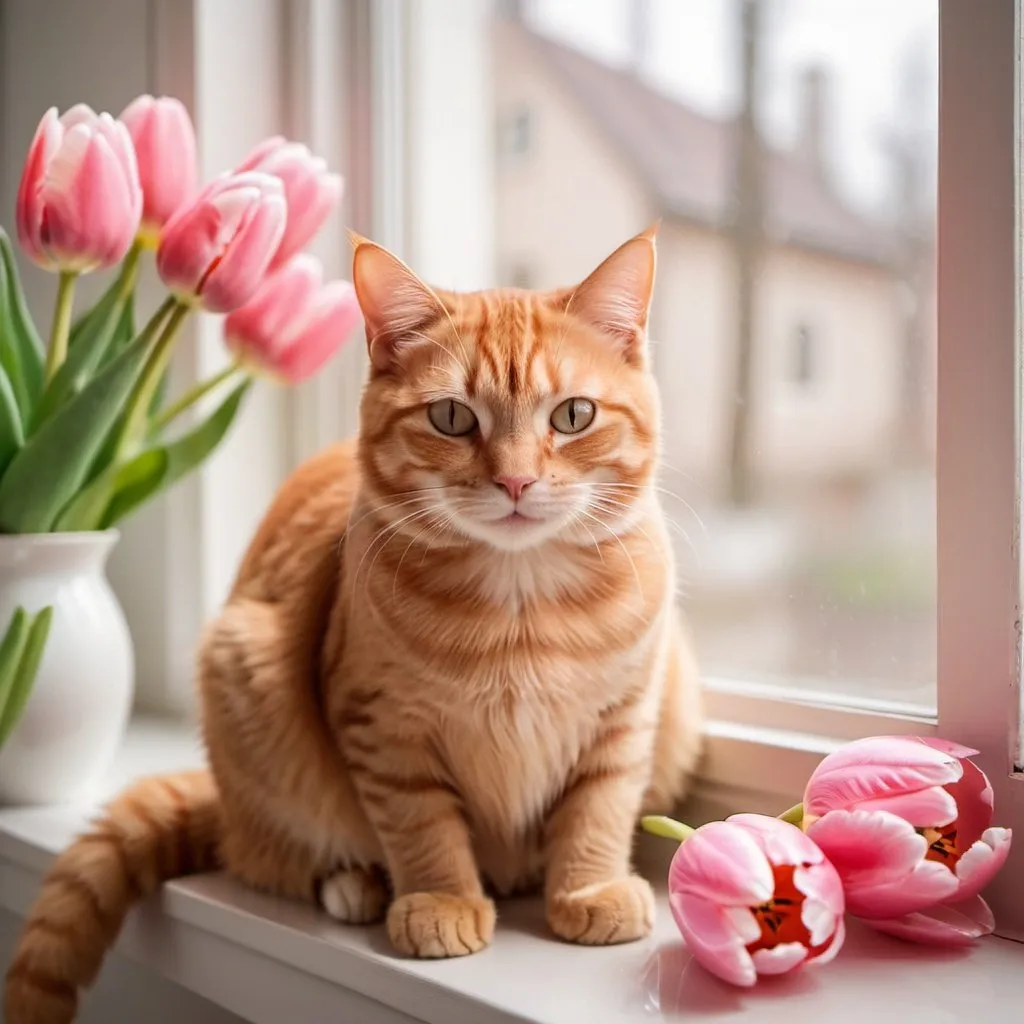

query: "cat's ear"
xmin=560 ymin=225 xmax=657 ymax=363
xmin=349 ymin=232 xmax=441 ymax=371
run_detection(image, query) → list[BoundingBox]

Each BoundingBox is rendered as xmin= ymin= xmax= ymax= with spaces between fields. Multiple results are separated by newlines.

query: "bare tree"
xmin=882 ymin=37 xmax=936 ymax=466
xmin=726 ymin=0 xmax=767 ymax=507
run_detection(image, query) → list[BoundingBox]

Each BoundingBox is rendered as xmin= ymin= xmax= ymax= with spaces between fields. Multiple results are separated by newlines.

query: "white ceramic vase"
xmin=0 ymin=531 xmax=134 ymax=805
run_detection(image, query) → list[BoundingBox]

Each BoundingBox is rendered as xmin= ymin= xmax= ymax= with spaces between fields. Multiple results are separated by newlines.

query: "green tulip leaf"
xmin=54 ymin=447 xmax=168 ymax=533
xmin=32 ymin=281 xmax=139 ymax=432
xmin=0 ymin=609 xmax=30 ymax=727
xmin=0 ymin=229 xmax=44 ymax=423
xmin=0 ymin=607 xmax=53 ymax=749
xmin=102 ymin=379 xmax=251 ymax=528
xmin=0 ymin=364 xmax=24 ymax=478
xmin=0 ymin=304 xmax=168 ymax=533
xmin=68 ymin=271 xmax=120 ymax=348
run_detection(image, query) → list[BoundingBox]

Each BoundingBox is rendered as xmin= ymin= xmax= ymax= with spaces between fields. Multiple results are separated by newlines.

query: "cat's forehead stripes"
xmin=460 ymin=292 xmax=560 ymax=402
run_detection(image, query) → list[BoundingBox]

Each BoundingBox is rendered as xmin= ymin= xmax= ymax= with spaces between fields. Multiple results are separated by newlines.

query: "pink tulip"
xmin=236 ymin=136 xmax=343 ymax=269
xmin=223 ymin=253 xmax=360 ymax=382
xmin=156 ymin=171 xmax=286 ymax=313
xmin=668 ymin=814 xmax=845 ymax=987
xmin=803 ymin=735 xmax=1013 ymax=946
xmin=16 ymin=104 xmax=142 ymax=272
xmin=119 ymin=94 xmax=197 ymax=244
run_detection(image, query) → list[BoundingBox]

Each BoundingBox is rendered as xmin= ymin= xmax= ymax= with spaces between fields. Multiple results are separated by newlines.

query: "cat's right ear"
xmin=349 ymin=232 xmax=441 ymax=371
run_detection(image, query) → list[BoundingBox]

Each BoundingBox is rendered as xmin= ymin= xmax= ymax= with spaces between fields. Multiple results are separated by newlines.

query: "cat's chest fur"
xmin=432 ymin=547 xmax=653 ymax=837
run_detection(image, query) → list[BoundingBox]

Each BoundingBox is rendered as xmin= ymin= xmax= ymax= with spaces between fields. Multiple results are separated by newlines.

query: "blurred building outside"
xmin=492 ymin=1 xmax=937 ymax=703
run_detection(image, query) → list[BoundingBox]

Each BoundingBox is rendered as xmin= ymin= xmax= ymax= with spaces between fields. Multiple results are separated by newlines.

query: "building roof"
xmin=522 ymin=28 xmax=891 ymax=266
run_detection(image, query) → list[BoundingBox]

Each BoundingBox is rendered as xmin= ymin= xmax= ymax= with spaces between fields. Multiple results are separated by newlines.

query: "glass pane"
xmin=424 ymin=0 xmax=938 ymax=709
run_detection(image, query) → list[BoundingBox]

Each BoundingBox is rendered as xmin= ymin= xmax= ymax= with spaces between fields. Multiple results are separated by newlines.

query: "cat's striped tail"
xmin=3 ymin=769 xmax=221 ymax=1024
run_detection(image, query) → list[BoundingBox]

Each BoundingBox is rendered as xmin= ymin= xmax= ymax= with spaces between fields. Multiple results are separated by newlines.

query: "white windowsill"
xmin=0 ymin=718 xmax=1022 ymax=1024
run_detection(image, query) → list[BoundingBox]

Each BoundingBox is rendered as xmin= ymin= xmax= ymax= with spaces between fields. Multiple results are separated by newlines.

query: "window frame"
xmin=314 ymin=0 xmax=1024 ymax=938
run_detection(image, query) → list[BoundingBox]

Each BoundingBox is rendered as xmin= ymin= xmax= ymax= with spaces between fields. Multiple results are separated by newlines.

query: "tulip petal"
xmin=58 ymin=103 xmax=98 ymax=130
xmin=42 ymin=128 xmax=138 ymax=270
xmin=953 ymin=827 xmax=1013 ymax=902
xmin=849 ymin=786 xmax=957 ymax=828
xmin=847 ymin=857 xmax=960 ymax=919
xmin=944 ymin=755 xmax=994 ymax=853
xmin=727 ymin=813 xmax=824 ymax=866
xmin=750 ymin=943 xmax=808 ymax=976
xmin=15 ymin=108 xmax=62 ymax=268
xmin=810 ymin=916 xmax=845 ymax=966
xmin=670 ymin=821 xmax=774 ymax=906
xmin=121 ymin=95 xmax=197 ymax=229
xmin=807 ymin=809 xmax=927 ymax=888
xmin=235 ymin=135 xmax=288 ymax=173
xmin=793 ymin=863 xmax=846 ymax=917
xmin=917 ymin=737 xmax=980 ymax=760
xmin=201 ymin=194 xmax=287 ymax=312
xmin=274 ymin=280 xmax=360 ymax=383
xmin=669 ymin=892 xmax=757 ymax=988
xmin=800 ymin=900 xmax=836 ymax=948
xmin=865 ymin=896 xmax=995 ymax=947
xmin=804 ymin=736 xmax=963 ymax=817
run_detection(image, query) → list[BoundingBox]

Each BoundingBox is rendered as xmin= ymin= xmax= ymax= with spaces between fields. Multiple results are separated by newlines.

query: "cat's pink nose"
xmin=494 ymin=474 xmax=537 ymax=501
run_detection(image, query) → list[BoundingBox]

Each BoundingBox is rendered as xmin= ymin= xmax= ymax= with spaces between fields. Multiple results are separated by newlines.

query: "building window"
xmin=498 ymin=106 xmax=532 ymax=162
xmin=790 ymin=323 xmax=816 ymax=387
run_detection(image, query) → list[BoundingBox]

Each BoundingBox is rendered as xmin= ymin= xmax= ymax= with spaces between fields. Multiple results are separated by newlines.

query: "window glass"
xmin=434 ymin=0 xmax=939 ymax=708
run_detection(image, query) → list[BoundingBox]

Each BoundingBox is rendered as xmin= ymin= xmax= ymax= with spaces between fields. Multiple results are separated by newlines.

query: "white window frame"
xmin=301 ymin=0 xmax=1024 ymax=938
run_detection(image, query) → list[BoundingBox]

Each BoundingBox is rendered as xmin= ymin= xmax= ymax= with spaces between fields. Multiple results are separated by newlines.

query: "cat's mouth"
xmin=495 ymin=511 xmax=538 ymax=527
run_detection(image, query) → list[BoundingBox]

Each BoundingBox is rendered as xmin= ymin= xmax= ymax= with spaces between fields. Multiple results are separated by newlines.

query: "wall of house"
xmin=656 ymin=223 xmax=903 ymax=494
xmin=492 ymin=20 xmax=655 ymax=290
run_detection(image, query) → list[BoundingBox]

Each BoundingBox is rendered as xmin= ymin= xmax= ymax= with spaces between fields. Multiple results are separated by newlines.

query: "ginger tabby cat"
xmin=4 ymin=227 xmax=703 ymax=1023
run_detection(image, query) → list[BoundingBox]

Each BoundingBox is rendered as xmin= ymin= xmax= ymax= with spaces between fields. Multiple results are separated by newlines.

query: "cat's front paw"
xmin=547 ymin=875 xmax=655 ymax=945
xmin=387 ymin=891 xmax=496 ymax=958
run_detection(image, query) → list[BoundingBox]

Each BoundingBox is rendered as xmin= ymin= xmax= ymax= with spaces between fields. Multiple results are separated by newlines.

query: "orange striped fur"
xmin=4 ymin=228 xmax=703 ymax=1021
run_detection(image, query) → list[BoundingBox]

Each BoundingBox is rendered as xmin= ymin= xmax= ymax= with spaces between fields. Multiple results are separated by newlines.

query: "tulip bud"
xmin=802 ymin=735 xmax=1013 ymax=946
xmin=236 ymin=136 xmax=343 ymax=270
xmin=646 ymin=813 xmax=845 ymax=987
xmin=16 ymin=105 xmax=142 ymax=273
xmin=156 ymin=171 xmax=286 ymax=313
xmin=119 ymin=94 xmax=197 ymax=246
xmin=223 ymin=254 xmax=360 ymax=383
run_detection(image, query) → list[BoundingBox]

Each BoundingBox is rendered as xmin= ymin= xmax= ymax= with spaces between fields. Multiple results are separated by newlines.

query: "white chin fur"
xmin=453 ymin=513 xmax=569 ymax=552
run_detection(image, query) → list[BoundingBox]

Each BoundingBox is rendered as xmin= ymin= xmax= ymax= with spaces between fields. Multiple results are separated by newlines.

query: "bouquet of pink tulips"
xmin=0 ymin=97 xmax=362 ymax=745
xmin=644 ymin=735 xmax=1013 ymax=987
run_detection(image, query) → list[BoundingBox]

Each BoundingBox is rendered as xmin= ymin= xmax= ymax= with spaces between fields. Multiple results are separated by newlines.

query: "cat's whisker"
xmin=568 ymin=511 xmax=606 ymax=565
xmin=344 ymin=494 xmax=443 ymax=537
xmin=391 ymin=512 xmax=450 ymax=603
xmin=349 ymin=505 xmax=442 ymax=598
xmin=577 ymin=508 xmax=646 ymax=613
xmin=588 ymin=482 xmax=709 ymax=540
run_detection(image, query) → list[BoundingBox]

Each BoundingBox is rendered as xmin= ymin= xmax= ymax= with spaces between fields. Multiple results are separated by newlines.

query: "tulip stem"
xmin=115 ymin=300 xmax=191 ymax=459
xmin=150 ymin=361 xmax=246 ymax=435
xmin=44 ymin=271 xmax=78 ymax=385
xmin=778 ymin=803 xmax=804 ymax=827
xmin=641 ymin=815 xmax=697 ymax=843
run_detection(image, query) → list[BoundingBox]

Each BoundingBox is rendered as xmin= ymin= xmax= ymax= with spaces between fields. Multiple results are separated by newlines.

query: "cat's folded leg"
xmin=543 ymin=693 xmax=658 ymax=946
xmin=338 ymin=711 xmax=494 ymax=958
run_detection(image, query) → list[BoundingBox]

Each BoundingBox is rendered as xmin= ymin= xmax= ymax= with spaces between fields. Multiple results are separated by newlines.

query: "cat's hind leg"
xmin=197 ymin=597 xmax=386 ymax=920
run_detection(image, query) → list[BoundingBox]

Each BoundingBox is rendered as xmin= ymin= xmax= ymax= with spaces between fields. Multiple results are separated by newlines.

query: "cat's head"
xmin=352 ymin=229 xmax=661 ymax=553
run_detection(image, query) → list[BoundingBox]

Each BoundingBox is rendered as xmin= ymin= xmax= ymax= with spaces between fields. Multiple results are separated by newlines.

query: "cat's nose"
xmin=494 ymin=474 xmax=537 ymax=501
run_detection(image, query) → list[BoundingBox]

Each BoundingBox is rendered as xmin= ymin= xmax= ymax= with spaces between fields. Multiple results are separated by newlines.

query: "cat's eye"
xmin=550 ymin=398 xmax=595 ymax=435
xmin=428 ymin=399 xmax=478 ymax=437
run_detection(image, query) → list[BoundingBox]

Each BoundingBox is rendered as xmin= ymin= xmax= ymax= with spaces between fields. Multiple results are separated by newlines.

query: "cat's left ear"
xmin=559 ymin=225 xmax=657 ymax=364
